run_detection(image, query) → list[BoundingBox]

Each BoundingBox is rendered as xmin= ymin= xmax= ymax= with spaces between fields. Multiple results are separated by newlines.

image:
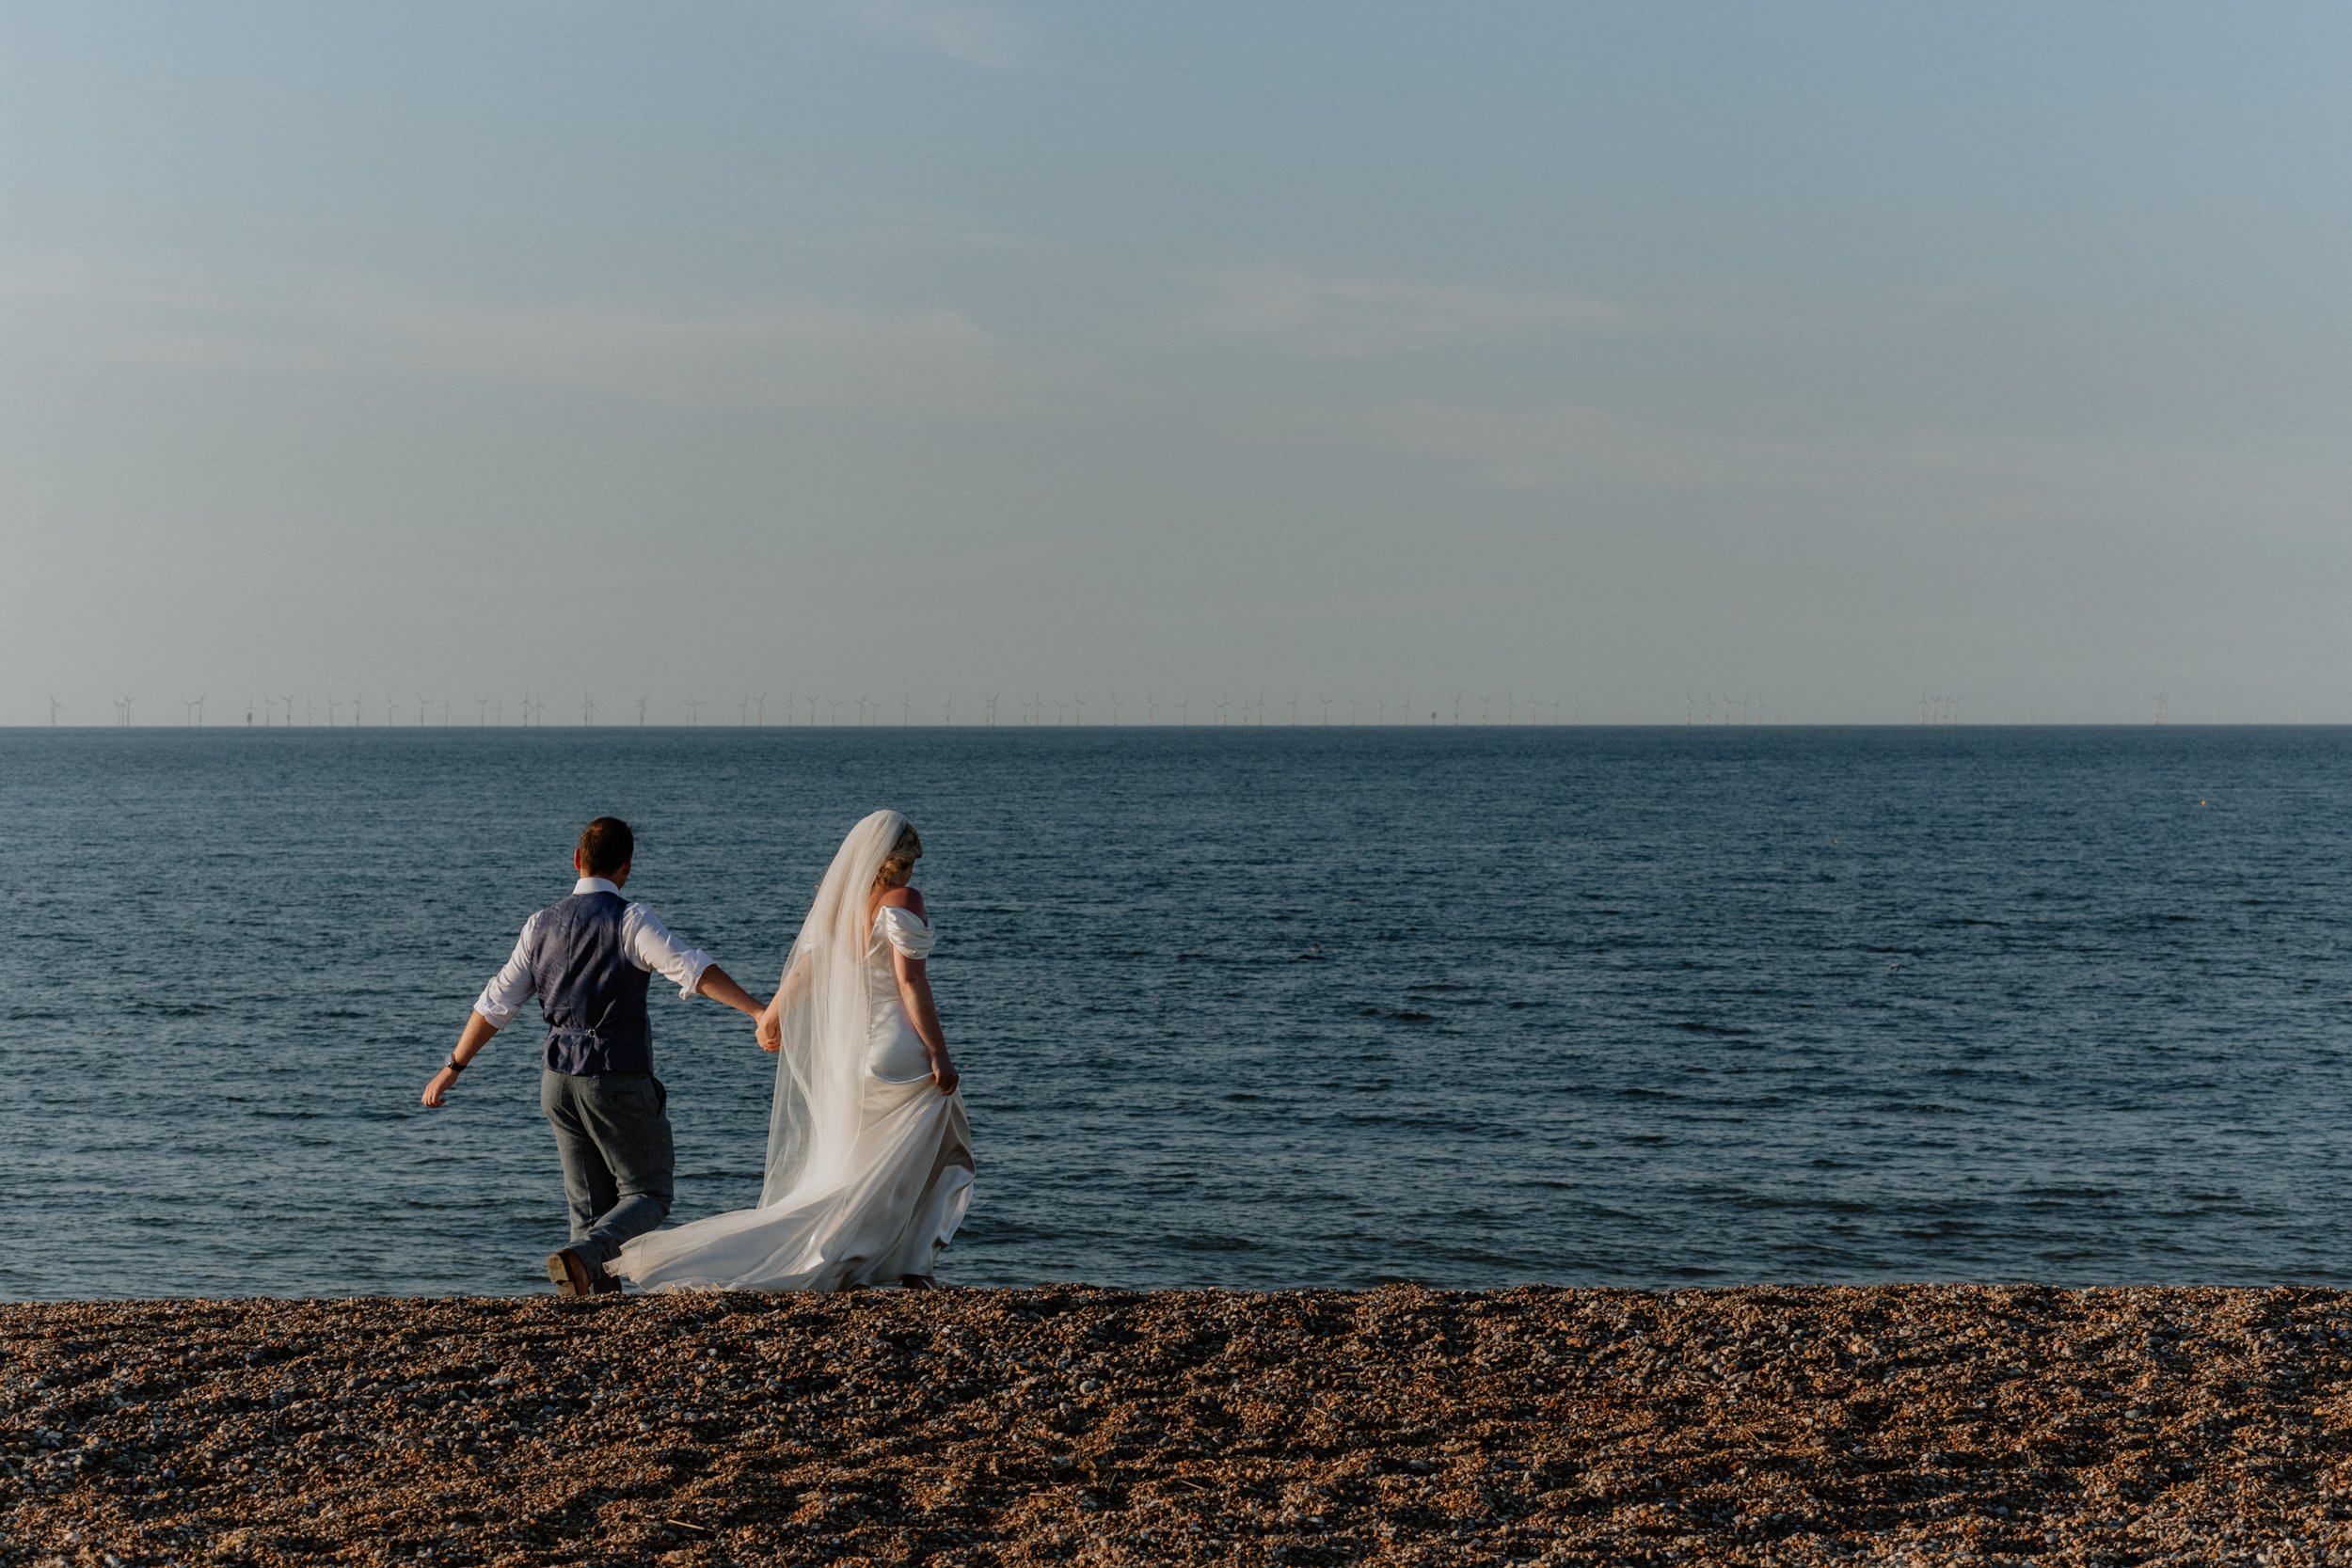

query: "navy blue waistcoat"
xmin=529 ymin=891 xmax=654 ymax=1075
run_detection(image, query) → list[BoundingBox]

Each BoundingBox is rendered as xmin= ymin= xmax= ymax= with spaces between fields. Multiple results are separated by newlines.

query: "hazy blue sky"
xmin=5 ymin=2 xmax=2347 ymax=723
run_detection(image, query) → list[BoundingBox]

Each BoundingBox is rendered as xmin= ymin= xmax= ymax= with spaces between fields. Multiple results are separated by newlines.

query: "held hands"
xmin=755 ymin=1010 xmax=782 ymax=1053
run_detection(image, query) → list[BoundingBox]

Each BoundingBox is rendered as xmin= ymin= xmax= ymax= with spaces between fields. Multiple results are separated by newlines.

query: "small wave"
xmin=1169 ymin=1233 xmax=1264 ymax=1254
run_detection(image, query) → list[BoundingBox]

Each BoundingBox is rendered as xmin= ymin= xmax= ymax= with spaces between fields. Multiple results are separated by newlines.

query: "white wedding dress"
xmin=609 ymin=811 xmax=974 ymax=1291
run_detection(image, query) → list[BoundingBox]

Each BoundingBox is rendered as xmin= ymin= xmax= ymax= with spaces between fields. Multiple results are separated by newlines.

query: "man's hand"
xmin=756 ymin=1011 xmax=782 ymax=1053
xmin=421 ymin=1066 xmax=460 ymax=1108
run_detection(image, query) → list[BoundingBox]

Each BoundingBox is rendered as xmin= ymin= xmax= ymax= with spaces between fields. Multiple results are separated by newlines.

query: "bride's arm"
xmin=891 ymin=951 xmax=957 ymax=1095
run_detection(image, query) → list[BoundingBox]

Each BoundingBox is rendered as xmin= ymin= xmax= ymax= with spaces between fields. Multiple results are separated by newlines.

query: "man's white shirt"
xmin=472 ymin=877 xmax=714 ymax=1028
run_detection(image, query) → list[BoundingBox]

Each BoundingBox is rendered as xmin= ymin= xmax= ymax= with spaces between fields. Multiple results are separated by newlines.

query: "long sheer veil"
xmin=761 ymin=809 xmax=908 ymax=1207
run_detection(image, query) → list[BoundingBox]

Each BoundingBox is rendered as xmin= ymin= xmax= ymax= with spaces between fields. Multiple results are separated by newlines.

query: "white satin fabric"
xmin=610 ymin=819 xmax=973 ymax=1291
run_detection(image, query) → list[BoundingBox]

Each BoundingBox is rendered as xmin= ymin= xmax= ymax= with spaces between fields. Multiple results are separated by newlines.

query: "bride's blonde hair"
xmin=875 ymin=822 xmax=923 ymax=889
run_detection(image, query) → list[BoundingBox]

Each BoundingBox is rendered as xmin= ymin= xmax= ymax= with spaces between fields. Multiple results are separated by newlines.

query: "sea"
xmin=3 ymin=724 xmax=2348 ymax=1300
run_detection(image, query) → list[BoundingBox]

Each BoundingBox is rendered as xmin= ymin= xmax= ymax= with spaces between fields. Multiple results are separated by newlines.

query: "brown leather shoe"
xmin=547 ymin=1246 xmax=604 ymax=1298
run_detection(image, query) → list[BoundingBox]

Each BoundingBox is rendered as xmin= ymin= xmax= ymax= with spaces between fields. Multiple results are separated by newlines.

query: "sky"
xmin=4 ymin=1 xmax=2348 ymax=725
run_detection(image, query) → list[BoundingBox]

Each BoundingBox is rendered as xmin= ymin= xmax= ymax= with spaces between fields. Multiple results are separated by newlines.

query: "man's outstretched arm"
xmin=624 ymin=903 xmax=767 ymax=1032
xmin=695 ymin=965 xmax=765 ymax=1021
xmin=423 ymin=918 xmax=536 ymax=1108
xmin=422 ymin=1010 xmax=501 ymax=1107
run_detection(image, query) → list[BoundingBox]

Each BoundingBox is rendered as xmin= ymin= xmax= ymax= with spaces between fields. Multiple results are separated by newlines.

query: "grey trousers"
xmin=539 ymin=1069 xmax=675 ymax=1266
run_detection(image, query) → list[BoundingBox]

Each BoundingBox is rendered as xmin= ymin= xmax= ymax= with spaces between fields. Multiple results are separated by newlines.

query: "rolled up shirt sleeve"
xmin=624 ymin=903 xmax=714 ymax=1000
xmin=472 ymin=914 xmax=540 ymax=1027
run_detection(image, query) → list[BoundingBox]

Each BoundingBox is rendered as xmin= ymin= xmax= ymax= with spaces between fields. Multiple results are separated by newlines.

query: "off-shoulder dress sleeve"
xmin=875 ymin=905 xmax=937 ymax=960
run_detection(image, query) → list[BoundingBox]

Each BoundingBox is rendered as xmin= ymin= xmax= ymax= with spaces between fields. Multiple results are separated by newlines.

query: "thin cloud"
xmin=1168 ymin=265 xmax=1654 ymax=358
xmin=1322 ymin=396 xmax=2341 ymax=525
xmin=833 ymin=0 xmax=1022 ymax=69
xmin=0 ymin=254 xmax=1038 ymax=415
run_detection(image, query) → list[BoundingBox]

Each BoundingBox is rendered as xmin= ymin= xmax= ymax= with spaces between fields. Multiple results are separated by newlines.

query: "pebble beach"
xmin=5 ymin=1285 xmax=2348 ymax=1566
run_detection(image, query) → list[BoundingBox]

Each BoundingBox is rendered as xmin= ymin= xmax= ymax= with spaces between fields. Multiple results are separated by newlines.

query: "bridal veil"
xmin=764 ymin=808 xmax=914 ymax=1205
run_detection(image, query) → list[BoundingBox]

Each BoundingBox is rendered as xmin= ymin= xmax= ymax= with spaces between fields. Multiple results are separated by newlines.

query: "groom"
xmin=421 ymin=816 xmax=768 ymax=1296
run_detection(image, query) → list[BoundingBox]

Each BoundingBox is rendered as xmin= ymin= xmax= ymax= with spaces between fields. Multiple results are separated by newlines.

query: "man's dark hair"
xmin=578 ymin=816 xmax=634 ymax=878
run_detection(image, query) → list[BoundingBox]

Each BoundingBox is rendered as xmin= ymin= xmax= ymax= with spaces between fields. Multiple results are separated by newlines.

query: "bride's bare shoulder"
xmin=877 ymin=885 xmax=927 ymax=919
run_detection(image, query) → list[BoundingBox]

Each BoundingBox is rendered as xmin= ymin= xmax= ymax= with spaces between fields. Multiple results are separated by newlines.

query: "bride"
xmin=609 ymin=810 xmax=973 ymax=1291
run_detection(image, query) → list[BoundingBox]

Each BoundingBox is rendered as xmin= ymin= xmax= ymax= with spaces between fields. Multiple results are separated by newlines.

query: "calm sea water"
xmin=3 ymin=725 xmax=2348 ymax=1299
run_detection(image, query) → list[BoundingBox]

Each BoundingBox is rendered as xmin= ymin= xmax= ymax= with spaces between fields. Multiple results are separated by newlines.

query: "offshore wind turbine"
xmin=583 ymin=693 xmax=598 ymax=726
xmin=1107 ymin=693 xmax=1120 ymax=725
xmin=116 ymin=693 xmax=135 ymax=727
xmin=476 ymin=696 xmax=490 ymax=726
xmin=183 ymin=693 xmax=205 ymax=727
xmin=685 ymin=695 xmax=702 ymax=727
xmin=1144 ymin=691 xmax=1157 ymax=724
xmin=1317 ymin=695 xmax=1333 ymax=723
xmin=942 ymin=696 xmax=955 ymax=725
xmin=417 ymin=693 xmax=430 ymax=728
xmin=48 ymin=695 xmax=63 ymax=727
xmin=636 ymin=696 xmax=649 ymax=727
xmin=755 ymin=692 xmax=768 ymax=726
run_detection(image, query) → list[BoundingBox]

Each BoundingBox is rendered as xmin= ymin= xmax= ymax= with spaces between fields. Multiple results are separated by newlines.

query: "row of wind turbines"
xmin=35 ymin=690 xmax=2191 ymax=727
xmin=50 ymin=690 xmax=1598 ymax=727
